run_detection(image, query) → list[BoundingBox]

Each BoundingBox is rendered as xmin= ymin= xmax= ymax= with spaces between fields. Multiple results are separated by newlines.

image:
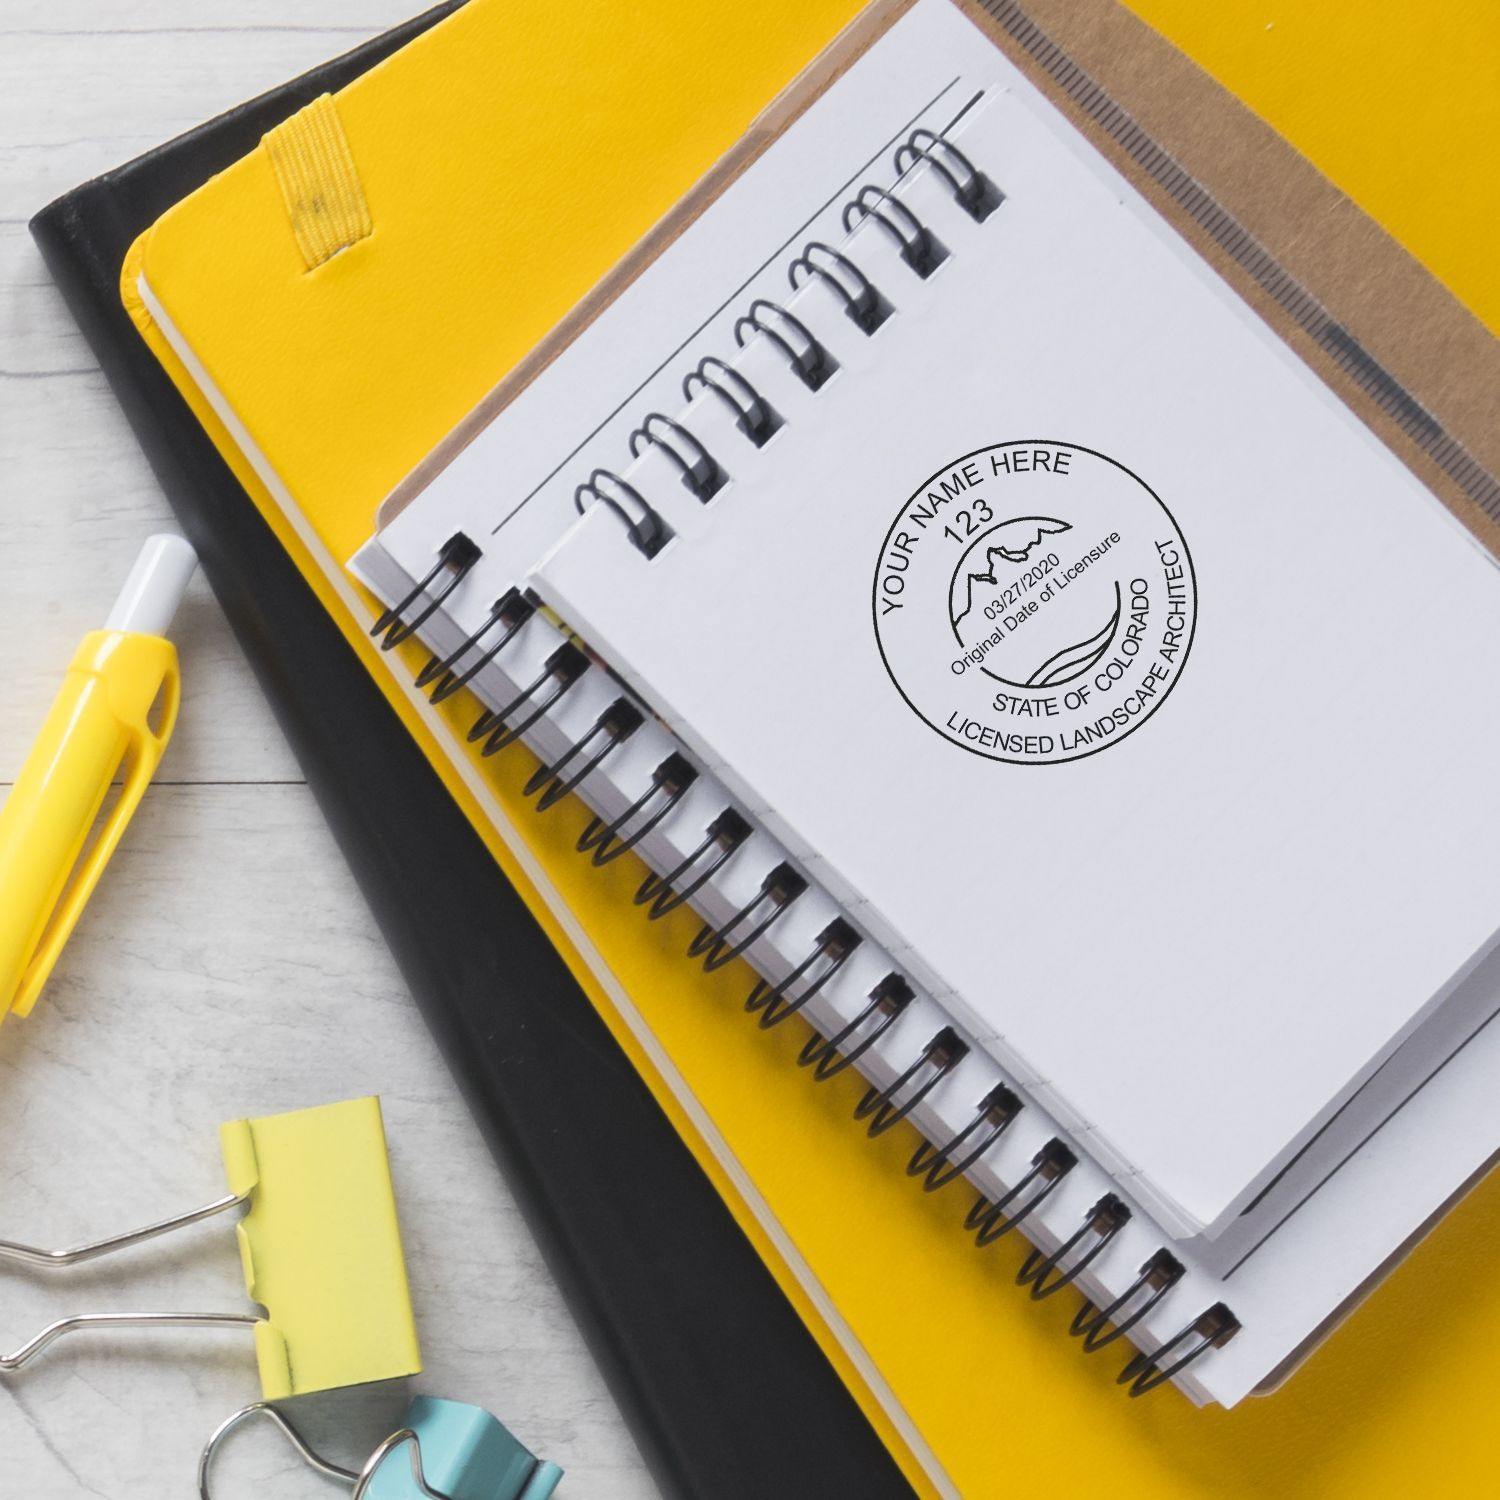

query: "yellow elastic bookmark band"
xmin=262 ymin=94 xmax=373 ymax=270
xmin=221 ymin=1096 xmax=422 ymax=1398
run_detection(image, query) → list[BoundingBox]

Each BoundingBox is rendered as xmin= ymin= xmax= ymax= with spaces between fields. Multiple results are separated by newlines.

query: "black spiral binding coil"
xmin=687 ymin=861 xmax=808 ymax=973
xmin=745 ymin=917 xmax=860 ymax=1029
xmin=524 ymin=698 xmax=644 ymax=813
xmin=466 ymin=641 xmax=589 ymax=757
xmin=634 ymin=808 xmax=752 ymax=919
xmin=906 ymin=1082 xmax=1020 ymax=1192
xmin=965 ymin=1138 xmax=1077 ymax=1246
xmin=1070 ymin=1248 xmax=1184 ymax=1353
xmin=629 ymin=414 xmax=724 ymax=501
xmin=853 ymin=1026 xmax=967 ymax=1139
xmin=1117 ymin=1304 xmax=1241 ymax=1398
xmin=574 ymin=470 xmax=671 ymax=558
xmin=371 ymin=531 xmax=482 ymax=650
xmin=682 ymin=356 xmax=781 ymax=448
xmin=788 ymin=241 xmax=889 ymax=334
xmin=732 ymin=300 xmax=838 ymax=391
xmin=576 ymin=752 xmax=698 ymax=867
xmin=1016 ymin=1194 xmax=1131 ymax=1301
xmin=415 ymin=586 xmax=534 ymax=705
xmin=841 ymin=185 xmax=945 ymax=278
xmin=579 ymin=131 xmax=970 ymax=544
xmin=370 ymin=125 xmax=1238 ymax=1397
xmin=892 ymin=128 xmax=1003 ymax=222
xmin=797 ymin=974 xmax=912 ymax=1081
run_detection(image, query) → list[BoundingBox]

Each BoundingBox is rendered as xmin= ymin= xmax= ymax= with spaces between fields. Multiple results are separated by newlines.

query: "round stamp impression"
xmin=872 ymin=442 xmax=1196 ymax=765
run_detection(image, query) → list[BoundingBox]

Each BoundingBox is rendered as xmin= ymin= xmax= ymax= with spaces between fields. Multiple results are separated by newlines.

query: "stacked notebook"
xmin=115 ymin=0 xmax=1500 ymax=1490
xmin=348 ymin=2 xmax=1500 ymax=1405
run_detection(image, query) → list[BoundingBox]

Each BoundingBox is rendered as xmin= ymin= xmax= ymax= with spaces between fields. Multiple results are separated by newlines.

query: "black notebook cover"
xmin=28 ymin=10 xmax=909 ymax=1497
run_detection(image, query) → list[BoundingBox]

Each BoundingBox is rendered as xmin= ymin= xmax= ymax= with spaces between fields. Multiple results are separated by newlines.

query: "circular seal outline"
xmin=871 ymin=440 xmax=1198 ymax=766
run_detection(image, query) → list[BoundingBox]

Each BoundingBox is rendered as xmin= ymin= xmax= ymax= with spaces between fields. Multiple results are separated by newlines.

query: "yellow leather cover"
xmin=126 ymin=0 xmax=1500 ymax=1493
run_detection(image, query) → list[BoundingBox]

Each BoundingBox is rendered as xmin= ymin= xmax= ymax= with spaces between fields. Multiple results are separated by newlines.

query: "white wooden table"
xmin=0 ymin=4 xmax=657 ymax=1493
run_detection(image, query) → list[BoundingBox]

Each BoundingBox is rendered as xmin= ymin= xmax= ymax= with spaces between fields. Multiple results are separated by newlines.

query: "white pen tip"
xmin=104 ymin=533 xmax=199 ymax=637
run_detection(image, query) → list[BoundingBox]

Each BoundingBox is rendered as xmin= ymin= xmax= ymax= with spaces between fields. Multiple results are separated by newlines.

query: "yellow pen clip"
xmin=0 ymin=535 xmax=196 ymax=1021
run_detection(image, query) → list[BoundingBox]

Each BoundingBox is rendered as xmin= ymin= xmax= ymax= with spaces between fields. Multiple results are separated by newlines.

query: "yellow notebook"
xmin=126 ymin=0 xmax=1500 ymax=1493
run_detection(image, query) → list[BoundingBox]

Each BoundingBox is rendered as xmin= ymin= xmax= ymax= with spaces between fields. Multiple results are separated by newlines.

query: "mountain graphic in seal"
xmin=951 ymin=516 xmax=1072 ymax=627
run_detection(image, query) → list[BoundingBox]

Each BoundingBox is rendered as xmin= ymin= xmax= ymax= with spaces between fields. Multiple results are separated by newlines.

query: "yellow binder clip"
xmin=0 ymin=1097 xmax=421 ymax=1398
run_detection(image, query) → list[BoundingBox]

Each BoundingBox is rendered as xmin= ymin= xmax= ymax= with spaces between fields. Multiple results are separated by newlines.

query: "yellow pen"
xmin=0 ymin=534 xmax=197 ymax=1023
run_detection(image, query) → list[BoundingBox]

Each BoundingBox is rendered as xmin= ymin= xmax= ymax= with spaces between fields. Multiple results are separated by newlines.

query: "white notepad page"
xmin=523 ymin=79 xmax=1500 ymax=1235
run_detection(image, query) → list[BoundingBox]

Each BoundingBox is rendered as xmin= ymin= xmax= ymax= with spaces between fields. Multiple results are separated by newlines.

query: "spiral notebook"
xmin=131 ymin=0 xmax=1500 ymax=1425
xmin=328 ymin=0 xmax=1500 ymax=1409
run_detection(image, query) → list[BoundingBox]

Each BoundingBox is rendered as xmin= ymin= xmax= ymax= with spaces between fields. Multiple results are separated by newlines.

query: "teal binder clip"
xmin=198 ymin=1394 xmax=564 ymax=1499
